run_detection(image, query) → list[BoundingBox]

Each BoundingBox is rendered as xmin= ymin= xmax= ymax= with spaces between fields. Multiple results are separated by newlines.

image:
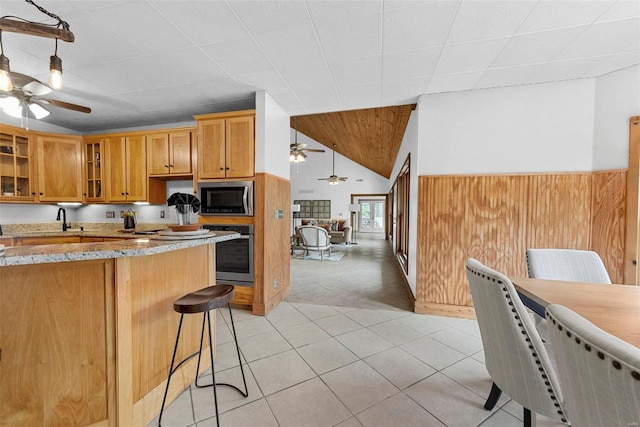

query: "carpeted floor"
xmin=287 ymin=233 xmax=412 ymax=312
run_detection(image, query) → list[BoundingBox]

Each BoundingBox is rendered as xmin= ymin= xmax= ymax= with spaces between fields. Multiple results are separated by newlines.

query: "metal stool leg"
xmin=159 ymin=314 xmax=185 ymax=427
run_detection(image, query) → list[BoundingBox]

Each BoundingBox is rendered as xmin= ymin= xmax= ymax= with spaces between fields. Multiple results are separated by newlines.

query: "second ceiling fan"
xmin=318 ymin=145 xmax=348 ymax=185
xmin=290 ymin=116 xmax=325 ymax=162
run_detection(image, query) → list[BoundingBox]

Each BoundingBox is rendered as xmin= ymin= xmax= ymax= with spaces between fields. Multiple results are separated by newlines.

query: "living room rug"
xmin=294 ymin=249 xmax=345 ymax=261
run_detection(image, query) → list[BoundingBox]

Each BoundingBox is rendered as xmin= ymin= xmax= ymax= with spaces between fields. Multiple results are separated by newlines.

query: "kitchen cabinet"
xmin=195 ymin=111 xmax=255 ymax=179
xmin=105 ymin=135 xmax=148 ymax=202
xmin=147 ymin=130 xmax=193 ymax=176
xmin=0 ymin=125 xmax=35 ymax=202
xmin=83 ymin=137 xmax=104 ymax=202
xmin=36 ymin=134 xmax=83 ymax=202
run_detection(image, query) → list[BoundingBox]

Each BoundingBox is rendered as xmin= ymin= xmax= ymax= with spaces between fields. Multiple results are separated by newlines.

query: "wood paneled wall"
xmin=253 ymin=173 xmax=291 ymax=315
xmin=416 ymin=170 xmax=626 ymax=315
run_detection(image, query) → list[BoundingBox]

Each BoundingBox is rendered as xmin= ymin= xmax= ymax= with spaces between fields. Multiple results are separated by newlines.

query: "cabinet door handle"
xmin=39 ymin=192 xmax=43 ymax=196
xmin=220 ymin=167 xmax=224 ymax=170
xmin=121 ymin=192 xmax=125 ymax=195
xmin=164 ymin=165 xmax=169 ymax=168
xmin=125 ymin=192 xmax=129 ymax=195
xmin=169 ymin=164 xmax=174 ymax=167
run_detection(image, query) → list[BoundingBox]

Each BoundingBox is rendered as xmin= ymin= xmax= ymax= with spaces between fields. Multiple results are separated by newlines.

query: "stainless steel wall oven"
xmin=202 ymin=224 xmax=254 ymax=287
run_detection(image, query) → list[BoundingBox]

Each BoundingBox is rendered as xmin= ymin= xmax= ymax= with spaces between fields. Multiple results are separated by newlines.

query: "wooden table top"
xmin=512 ymin=278 xmax=640 ymax=348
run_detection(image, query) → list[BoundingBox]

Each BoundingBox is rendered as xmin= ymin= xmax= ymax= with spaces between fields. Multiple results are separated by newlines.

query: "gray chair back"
xmin=526 ymin=249 xmax=611 ymax=284
xmin=465 ymin=258 xmax=568 ymax=423
xmin=546 ymin=304 xmax=640 ymax=426
xmin=298 ymin=225 xmax=330 ymax=249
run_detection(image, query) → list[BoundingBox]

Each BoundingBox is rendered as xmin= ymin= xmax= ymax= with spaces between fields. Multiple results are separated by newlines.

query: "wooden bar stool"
xmin=159 ymin=285 xmax=248 ymax=426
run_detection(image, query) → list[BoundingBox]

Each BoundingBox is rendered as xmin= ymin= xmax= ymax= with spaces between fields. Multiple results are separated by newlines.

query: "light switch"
xmin=274 ymin=209 xmax=284 ymax=219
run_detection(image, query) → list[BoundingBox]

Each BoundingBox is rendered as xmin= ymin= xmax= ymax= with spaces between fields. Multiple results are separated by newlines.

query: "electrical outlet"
xmin=160 ymin=210 xmax=165 ymax=219
xmin=273 ymin=279 xmax=277 ymax=289
xmin=106 ymin=211 xmax=115 ymax=218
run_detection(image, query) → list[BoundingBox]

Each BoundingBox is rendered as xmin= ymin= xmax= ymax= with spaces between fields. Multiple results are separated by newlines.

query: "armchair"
xmin=298 ymin=225 xmax=332 ymax=261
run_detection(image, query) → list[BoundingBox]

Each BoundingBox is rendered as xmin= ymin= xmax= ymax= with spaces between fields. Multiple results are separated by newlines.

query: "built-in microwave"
xmin=198 ymin=181 xmax=254 ymax=216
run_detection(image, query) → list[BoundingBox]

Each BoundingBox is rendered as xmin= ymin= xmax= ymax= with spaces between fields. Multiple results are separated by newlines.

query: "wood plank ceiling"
xmin=292 ymin=104 xmax=415 ymax=179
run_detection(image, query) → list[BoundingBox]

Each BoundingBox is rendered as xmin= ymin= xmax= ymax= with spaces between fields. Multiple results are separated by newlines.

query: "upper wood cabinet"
xmin=105 ymin=135 xmax=147 ymax=202
xmin=36 ymin=134 xmax=83 ymax=202
xmin=147 ymin=130 xmax=193 ymax=176
xmin=0 ymin=125 xmax=35 ymax=202
xmin=83 ymin=137 xmax=104 ymax=202
xmin=195 ymin=111 xmax=255 ymax=179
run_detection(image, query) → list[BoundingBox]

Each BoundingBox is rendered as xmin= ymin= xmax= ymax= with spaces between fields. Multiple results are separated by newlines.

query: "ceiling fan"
xmin=318 ymin=145 xmax=348 ymax=185
xmin=290 ymin=116 xmax=324 ymax=162
xmin=0 ymin=71 xmax=91 ymax=120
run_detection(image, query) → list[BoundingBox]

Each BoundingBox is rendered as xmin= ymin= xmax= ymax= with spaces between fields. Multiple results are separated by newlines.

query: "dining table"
xmin=512 ymin=278 xmax=640 ymax=348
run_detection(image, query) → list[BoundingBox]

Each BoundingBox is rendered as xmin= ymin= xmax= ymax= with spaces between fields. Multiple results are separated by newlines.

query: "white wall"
xmin=0 ymin=180 xmax=194 ymax=225
xmin=255 ymin=91 xmax=290 ymax=179
xmin=593 ymin=65 xmax=640 ymax=170
xmin=419 ymin=79 xmax=597 ymax=175
xmin=290 ymin=131 xmax=389 ymax=221
xmin=0 ymin=112 xmax=82 ymax=135
xmin=388 ymin=107 xmax=421 ymax=297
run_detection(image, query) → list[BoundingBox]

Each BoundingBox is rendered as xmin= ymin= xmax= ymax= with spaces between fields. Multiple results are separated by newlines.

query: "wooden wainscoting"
xmin=253 ymin=173 xmax=291 ymax=315
xmin=416 ymin=170 xmax=627 ymax=316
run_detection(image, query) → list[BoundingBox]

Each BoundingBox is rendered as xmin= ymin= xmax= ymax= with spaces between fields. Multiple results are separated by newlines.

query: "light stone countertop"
xmin=0 ymin=231 xmax=239 ymax=267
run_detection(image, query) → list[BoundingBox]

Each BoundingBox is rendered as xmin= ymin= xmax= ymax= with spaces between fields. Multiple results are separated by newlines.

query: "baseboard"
xmin=414 ymin=302 xmax=476 ymax=319
xmin=252 ymin=285 xmax=290 ymax=316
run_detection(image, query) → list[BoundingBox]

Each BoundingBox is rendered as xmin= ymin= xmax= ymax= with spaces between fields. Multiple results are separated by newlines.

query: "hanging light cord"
xmin=2 ymin=0 xmax=70 ymax=31
xmin=0 ymin=30 xmax=5 ymax=54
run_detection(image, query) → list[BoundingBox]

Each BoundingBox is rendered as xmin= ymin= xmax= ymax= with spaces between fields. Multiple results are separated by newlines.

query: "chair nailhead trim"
xmin=575 ymin=337 xmax=581 ymax=344
xmin=585 ymin=344 xmax=591 ymax=351
xmin=612 ymin=360 xmax=621 ymax=369
xmin=597 ymin=351 xmax=605 ymax=360
xmin=632 ymin=371 xmax=640 ymax=380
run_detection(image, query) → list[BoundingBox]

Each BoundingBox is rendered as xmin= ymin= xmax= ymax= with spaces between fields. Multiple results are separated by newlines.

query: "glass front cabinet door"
xmin=0 ymin=126 xmax=35 ymax=201
xmin=84 ymin=138 xmax=104 ymax=202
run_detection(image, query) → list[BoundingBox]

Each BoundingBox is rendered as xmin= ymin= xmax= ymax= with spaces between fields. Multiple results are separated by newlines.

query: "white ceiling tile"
xmin=381 ymin=77 xmax=427 ymax=105
xmin=517 ymin=0 xmax=614 ymax=34
xmin=197 ymin=78 xmax=254 ymax=101
xmin=427 ymin=71 xmax=484 ymax=93
xmin=282 ymin=65 xmax=335 ymax=93
xmin=236 ymin=69 xmax=291 ymax=94
xmin=152 ymin=1 xmax=250 ymax=45
xmin=329 ymin=56 xmax=382 ymax=87
xmin=295 ymin=87 xmax=341 ymax=111
xmin=434 ymin=37 xmax=509 ymax=75
xmin=383 ymin=47 xmax=440 ymax=80
xmin=555 ymin=17 xmax=640 ymax=60
xmin=228 ymin=0 xmax=311 ymax=34
xmin=72 ymin=56 xmax=180 ymax=95
xmin=117 ymin=84 xmax=212 ymax=110
xmin=84 ymin=2 xmax=193 ymax=55
xmin=383 ymin=0 xmax=433 ymax=11
xmin=338 ymin=83 xmax=382 ymax=107
xmin=200 ymin=38 xmax=274 ymax=75
xmin=447 ymin=0 xmax=537 ymax=44
xmin=307 ymin=0 xmax=382 ymax=22
xmin=528 ymin=57 xmax=608 ymax=83
xmin=383 ymin=1 xmax=459 ymax=52
xmin=491 ymin=27 xmax=587 ymax=68
xmin=585 ymin=51 xmax=640 ymax=76
xmin=0 ymin=0 xmax=79 ymax=20
xmin=315 ymin=14 xmax=382 ymax=62
xmin=269 ymin=92 xmax=305 ymax=115
xmin=151 ymin=47 xmax=230 ymax=83
xmin=596 ymin=0 xmax=640 ymax=22
xmin=474 ymin=63 xmax=547 ymax=89
xmin=255 ymin=26 xmax=325 ymax=72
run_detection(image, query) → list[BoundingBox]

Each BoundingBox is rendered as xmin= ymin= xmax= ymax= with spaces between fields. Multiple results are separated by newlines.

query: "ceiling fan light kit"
xmin=0 ymin=0 xmax=88 ymax=124
xmin=290 ymin=116 xmax=325 ymax=162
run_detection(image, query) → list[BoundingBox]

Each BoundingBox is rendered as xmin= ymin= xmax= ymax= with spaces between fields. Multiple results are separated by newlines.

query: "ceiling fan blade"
xmin=317 ymin=178 xmax=329 ymax=181
xmin=9 ymin=72 xmax=40 ymax=89
xmin=338 ymin=177 xmax=348 ymax=181
xmin=40 ymin=98 xmax=91 ymax=113
xmin=23 ymin=81 xmax=52 ymax=96
xmin=304 ymin=148 xmax=325 ymax=153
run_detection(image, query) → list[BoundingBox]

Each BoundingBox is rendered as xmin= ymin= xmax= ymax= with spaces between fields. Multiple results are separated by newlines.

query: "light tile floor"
xmin=151 ymin=234 xmax=564 ymax=426
xmin=149 ymin=302 xmax=565 ymax=427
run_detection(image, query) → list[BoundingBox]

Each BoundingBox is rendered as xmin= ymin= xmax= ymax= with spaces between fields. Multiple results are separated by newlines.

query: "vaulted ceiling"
xmin=292 ymin=105 xmax=415 ymax=179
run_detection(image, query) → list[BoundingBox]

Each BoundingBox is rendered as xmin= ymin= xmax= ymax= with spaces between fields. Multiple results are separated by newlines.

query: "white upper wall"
xmin=290 ymin=131 xmax=389 ymax=220
xmin=593 ymin=65 xmax=640 ymax=170
xmin=418 ymin=79 xmax=596 ymax=175
xmin=255 ymin=91 xmax=290 ymax=179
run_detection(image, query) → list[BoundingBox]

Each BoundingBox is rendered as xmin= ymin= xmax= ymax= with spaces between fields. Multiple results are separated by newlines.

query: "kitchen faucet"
xmin=56 ymin=207 xmax=69 ymax=231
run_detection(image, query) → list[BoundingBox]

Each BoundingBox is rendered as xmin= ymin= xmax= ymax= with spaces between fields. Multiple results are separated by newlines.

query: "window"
xmin=395 ymin=154 xmax=410 ymax=274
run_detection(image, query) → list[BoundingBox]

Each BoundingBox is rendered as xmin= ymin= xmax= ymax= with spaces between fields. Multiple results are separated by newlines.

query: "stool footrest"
xmin=194 ymin=380 xmax=249 ymax=397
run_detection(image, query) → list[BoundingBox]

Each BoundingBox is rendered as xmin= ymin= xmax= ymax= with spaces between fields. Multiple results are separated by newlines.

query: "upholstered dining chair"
xmin=526 ymin=249 xmax=611 ymax=340
xmin=526 ymin=249 xmax=611 ymax=284
xmin=465 ymin=258 xmax=569 ymax=427
xmin=298 ymin=225 xmax=332 ymax=260
xmin=546 ymin=304 xmax=640 ymax=427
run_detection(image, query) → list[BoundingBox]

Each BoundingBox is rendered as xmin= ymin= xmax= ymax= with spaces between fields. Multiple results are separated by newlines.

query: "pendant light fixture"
xmin=49 ymin=38 xmax=63 ymax=90
xmin=0 ymin=31 xmax=13 ymax=92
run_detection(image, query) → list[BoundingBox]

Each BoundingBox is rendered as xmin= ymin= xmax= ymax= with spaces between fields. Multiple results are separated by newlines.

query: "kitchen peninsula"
xmin=0 ymin=232 xmax=238 ymax=426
